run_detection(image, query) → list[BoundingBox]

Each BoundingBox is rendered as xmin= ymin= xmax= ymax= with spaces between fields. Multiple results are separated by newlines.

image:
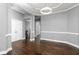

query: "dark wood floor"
xmin=7 ymin=40 xmax=79 ymax=55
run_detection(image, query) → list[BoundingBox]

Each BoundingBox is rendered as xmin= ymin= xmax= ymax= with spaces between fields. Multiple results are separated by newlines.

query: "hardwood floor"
xmin=7 ymin=40 xmax=79 ymax=55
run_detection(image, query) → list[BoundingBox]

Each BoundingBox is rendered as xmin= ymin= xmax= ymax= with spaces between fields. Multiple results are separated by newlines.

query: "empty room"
xmin=0 ymin=3 xmax=79 ymax=55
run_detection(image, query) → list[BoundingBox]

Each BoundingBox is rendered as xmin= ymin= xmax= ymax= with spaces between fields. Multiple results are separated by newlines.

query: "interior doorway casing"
xmin=34 ymin=16 xmax=41 ymax=54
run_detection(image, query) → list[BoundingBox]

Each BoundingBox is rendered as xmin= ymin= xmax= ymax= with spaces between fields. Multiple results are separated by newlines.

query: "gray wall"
xmin=67 ymin=6 xmax=79 ymax=33
xmin=0 ymin=3 xmax=11 ymax=52
xmin=67 ymin=5 xmax=79 ymax=45
xmin=41 ymin=12 xmax=68 ymax=42
xmin=41 ymin=5 xmax=79 ymax=46
xmin=41 ymin=12 xmax=68 ymax=32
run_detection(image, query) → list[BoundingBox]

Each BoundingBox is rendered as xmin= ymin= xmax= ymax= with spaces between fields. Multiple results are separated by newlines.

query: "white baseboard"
xmin=0 ymin=47 xmax=12 ymax=55
xmin=41 ymin=38 xmax=79 ymax=48
xmin=30 ymin=38 xmax=35 ymax=41
xmin=11 ymin=38 xmax=25 ymax=42
xmin=12 ymin=38 xmax=34 ymax=42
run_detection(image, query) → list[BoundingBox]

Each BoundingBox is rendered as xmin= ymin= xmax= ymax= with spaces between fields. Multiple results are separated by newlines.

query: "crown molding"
xmin=51 ymin=3 xmax=79 ymax=15
xmin=10 ymin=3 xmax=79 ymax=16
xmin=34 ymin=4 xmax=79 ymax=16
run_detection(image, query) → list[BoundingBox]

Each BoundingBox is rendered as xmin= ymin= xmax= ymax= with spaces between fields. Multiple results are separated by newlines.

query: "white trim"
xmin=0 ymin=47 xmax=12 ymax=55
xmin=11 ymin=38 xmax=25 ymax=42
xmin=35 ymin=4 xmax=79 ymax=16
xmin=49 ymin=4 xmax=79 ymax=15
xmin=5 ymin=34 xmax=25 ymax=42
xmin=30 ymin=38 xmax=35 ymax=41
xmin=41 ymin=31 xmax=79 ymax=35
xmin=28 ymin=38 xmax=79 ymax=48
xmin=63 ymin=3 xmax=79 ymax=12
xmin=12 ymin=4 xmax=79 ymax=16
xmin=11 ymin=38 xmax=33 ymax=42
xmin=41 ymin=38 xmax=79 ymax=48
xmin=5 ymin=34 xmax=11 ymax=37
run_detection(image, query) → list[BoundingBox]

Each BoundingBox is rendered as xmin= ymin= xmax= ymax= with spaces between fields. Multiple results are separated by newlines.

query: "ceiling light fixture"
xmin=40 ymin=7 xmax=52 ymax=15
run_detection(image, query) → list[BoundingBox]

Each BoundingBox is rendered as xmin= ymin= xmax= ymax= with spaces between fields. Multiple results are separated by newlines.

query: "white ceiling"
xmin=11 ymin=3 xmax=79 ymax=16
